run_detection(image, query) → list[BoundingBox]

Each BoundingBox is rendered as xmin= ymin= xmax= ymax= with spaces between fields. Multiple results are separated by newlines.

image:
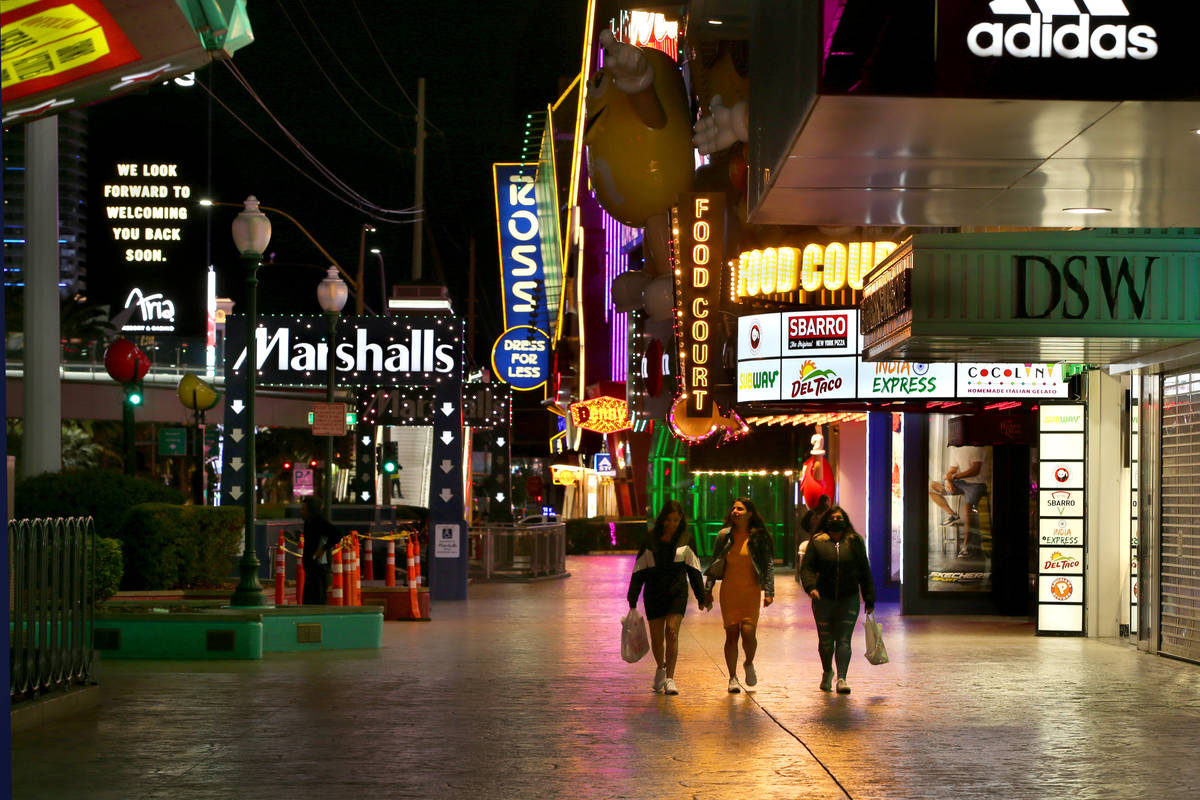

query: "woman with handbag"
xmin=799 ymin=505 xmax=875 ymax=695
xmin=704 ymin=497 xmax=774 ymax=693
xmin=627 ymin=500 xmax=709 ymax=695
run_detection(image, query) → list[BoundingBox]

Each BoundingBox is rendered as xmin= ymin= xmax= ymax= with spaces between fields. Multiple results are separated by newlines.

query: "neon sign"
xmin=733 ymin=241 xmax=897 ymax=299
xmin=672 ymin=194 xmax=723 ymax=420
xmin=569 ymin=396 xmax=631 ymax=434
xmin=121 ymin=287 xmax=176 ymax=333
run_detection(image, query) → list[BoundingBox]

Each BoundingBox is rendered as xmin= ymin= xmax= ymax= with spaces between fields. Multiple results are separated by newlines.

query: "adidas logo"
xmin=967 ymin=0 xmax=1158 ymax=60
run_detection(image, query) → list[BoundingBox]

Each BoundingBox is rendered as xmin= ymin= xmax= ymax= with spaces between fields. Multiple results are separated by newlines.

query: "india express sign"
xmin=490 ymin=163 xmax=552 ymax=391
xmin=737 ymin=310 xmax=1070 ymax=402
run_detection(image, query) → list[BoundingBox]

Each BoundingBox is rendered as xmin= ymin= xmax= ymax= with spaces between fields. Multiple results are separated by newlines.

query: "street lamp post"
xmin=230 ymin=196 xmax=272 ymax=607
xmin=316 ymin=266 xmax=349 ymax=517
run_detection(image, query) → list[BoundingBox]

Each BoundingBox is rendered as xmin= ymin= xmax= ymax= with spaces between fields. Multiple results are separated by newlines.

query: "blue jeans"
xmin=812 ymin=594 xmax=860 ymax=678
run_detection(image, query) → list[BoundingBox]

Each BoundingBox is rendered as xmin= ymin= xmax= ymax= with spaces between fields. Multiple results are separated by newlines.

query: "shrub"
xmin=15 ymin=469 xmax=185 ymax=541
xmin=116 ymin=504 xmax=242 ymax=590
xmin=91 ymin=537 xmax=123 ymax=605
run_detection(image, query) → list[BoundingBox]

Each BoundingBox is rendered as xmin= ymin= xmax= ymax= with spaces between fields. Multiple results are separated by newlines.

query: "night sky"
xmin=87 ymin=0 xmax=583 ymax=364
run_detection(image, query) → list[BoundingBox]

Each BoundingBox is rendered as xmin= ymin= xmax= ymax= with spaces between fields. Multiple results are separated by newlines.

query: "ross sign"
xmin=569 ymin=396 xmax=631 ymax=434
xmin=861 ymin=231 xmax=1200 ymax=364
xmin=311 ymin=402 xmax=347 ymax=436
xmin=592 ymin=452 xmax=616 ymax=476
xmin=493 ymin=163 xmax=553 ymax=334
xmin=490 ymin=325 xmax=550 ymax=391
xmin=434 ymin=523 xmax=461 ymax=559
xmin=158 ymin=427 xmax=187 ymax=456
xmin=670 ymin=193 xmax=725 ymax=419
xmin=229 ymin=315 xmax=461 ymax=388
xmin=293 ymin=467 xmax=314 ymax=497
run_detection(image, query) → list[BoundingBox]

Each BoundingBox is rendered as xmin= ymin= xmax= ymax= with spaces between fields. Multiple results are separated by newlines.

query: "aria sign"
xmin=121 ymin=287 xmax=177 ymax=332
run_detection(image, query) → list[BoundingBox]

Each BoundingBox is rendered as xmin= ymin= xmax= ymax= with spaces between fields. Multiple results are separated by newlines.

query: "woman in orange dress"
xmin=704 ymin=497 xmax=775 ymax=693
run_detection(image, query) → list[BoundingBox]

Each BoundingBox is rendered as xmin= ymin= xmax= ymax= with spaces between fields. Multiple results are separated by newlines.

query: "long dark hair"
xmin=725 ymin=496 xmax=768 ymax=536
xmin=649 ymin=499 xmax=690 ymax=547
xmin=814 ymin=505 xmax=859 ymax=538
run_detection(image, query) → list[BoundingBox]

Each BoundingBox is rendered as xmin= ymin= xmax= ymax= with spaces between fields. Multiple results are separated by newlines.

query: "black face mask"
xmin=827 ymin=519 xmax=847 ymax=533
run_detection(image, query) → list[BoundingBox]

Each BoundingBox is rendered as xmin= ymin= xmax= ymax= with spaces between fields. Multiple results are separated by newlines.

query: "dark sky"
xmin=88 ymin=0 xmax=583 ymax=363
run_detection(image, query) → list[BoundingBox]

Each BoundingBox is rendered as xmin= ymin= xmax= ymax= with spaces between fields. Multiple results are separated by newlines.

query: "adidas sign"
xmin=967 ymin=0 xmax=1158 ymax=60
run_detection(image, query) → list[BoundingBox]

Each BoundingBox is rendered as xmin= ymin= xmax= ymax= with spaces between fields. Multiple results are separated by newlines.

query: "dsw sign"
xmin=1014 ymin=254 xmax=1153 ymax=319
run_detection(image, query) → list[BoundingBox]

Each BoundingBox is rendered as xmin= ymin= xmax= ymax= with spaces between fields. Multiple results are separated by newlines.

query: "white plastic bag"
xmin=621 ymin=608 xmax=650 ymax=663
xmin=863 ymin=611 xmax=889 ymax=665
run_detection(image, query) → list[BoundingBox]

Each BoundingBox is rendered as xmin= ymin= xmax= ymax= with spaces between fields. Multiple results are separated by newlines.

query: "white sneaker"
xmin=663 ymin=678 xmax=679 ymax=695
xmin=653 ymin=666 xmax=667 ymax=693
xmin=744 ymin=662 xmax=757 ymax=687
xmin=836 ymin=678 xmax=851 ymax=695
xmin=727 ymin=677 xmax=741 ymax=694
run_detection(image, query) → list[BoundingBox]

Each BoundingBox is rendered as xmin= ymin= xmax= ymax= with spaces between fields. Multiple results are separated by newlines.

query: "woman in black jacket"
xmin=800 ymin=505 xmax=875 ymax=695
xmin=627 ymin=500 xmax=708 ymax=695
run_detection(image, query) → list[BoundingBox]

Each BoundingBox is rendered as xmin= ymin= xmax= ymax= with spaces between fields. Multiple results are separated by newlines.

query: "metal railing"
xmin=468 ymin=523 xmax=567 ymax=581
xmin=10 ymin=517 xmax=95 ymax=703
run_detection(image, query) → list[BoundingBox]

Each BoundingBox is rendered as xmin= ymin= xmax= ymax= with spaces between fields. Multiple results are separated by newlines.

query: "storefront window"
xmin=926 ymin=416 xmax=994 ymax=592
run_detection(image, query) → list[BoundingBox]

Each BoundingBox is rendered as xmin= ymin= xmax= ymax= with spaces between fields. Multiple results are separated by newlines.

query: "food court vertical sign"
xmin=1037 ymin=403 xmax=1086 ymax=636
xmin=670 ymin=193 xmax=724 ymax=420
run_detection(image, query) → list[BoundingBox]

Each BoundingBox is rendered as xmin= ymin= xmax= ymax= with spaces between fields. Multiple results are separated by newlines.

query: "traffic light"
xmin=282 ymin=461 xmax=293 ymax=471
xmin=380 ymin=442 xmax=400 ymax=474
xmin=124 ymin=381 xmax=144 ymax=407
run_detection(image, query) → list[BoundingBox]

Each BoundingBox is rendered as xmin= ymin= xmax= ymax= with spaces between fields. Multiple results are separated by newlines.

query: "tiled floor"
xmin=12 ymin=556 xmax=1200 ymax=799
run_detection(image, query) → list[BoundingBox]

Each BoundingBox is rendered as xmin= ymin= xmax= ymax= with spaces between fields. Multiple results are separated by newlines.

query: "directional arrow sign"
xmin=440 ymin=431 xmax=454 ymax=445
xmin=495 ymin=436 xmax=506 ymax=447
xmin=441 ymin=402 xmax=455 ymax=416
xmin=231 ymin=399 xmax=245 ymax=415
xmin=229 ymin=486 xmax=243 ymax=500
xmin=361 ymin=491 xmax=372 ymax=502
xmin=495 ymin=492 xmax=506 ymax=502
xmin=439 ymin=488 xmax=454 ymax=503
xmin=230 ymin=428 xmax=244 ymax=443
xmin=439 ymin=459 xmax=453 ymax=474
xmin=230 ymin=457 xmax=244 ymax=472
xmin=362 ymin=435 xmax=372 ymax=446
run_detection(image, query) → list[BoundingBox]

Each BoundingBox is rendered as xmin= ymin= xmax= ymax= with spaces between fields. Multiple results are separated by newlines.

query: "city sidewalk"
xmin=12 ymin=556 xmax=1200 ymax=799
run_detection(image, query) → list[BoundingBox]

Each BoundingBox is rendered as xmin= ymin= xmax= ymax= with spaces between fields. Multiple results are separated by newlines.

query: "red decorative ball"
xmin=103 ymin=338 xmax=150 ymax=384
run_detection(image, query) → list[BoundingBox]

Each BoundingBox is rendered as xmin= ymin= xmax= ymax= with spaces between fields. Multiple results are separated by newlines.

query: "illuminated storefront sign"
xmin=1036 ymin=403 xmax=1086 ymax=635
xmin=733 ymin=241 xmax=897 ymax=301
xmin=964 ymin=2 xmax=1158 ymax=62
xmin=490 ymin=325 xmax=550 ymax=392
xmin=671 ymin=193 xmax=724 ymax=420
xmin=737 ymin=310 xmax=1071 ymax=402
xmin=569 ymin=396 xmax=631 ymax=434
xmin=121 ymin=287 xmax=177 ymax=333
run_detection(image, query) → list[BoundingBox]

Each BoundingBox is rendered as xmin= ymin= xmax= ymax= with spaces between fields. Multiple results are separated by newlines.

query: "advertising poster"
xmin=926 ymin=416 xmax=994 ymax=593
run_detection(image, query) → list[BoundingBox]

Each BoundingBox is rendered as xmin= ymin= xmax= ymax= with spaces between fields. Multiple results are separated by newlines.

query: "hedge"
xmin=92 ymin=537 xmax=124 ymax=605
xmin=116 ymin=504 xmax=242 ymax=590
xmin=15 ymin=469 xmax=185 ymax=541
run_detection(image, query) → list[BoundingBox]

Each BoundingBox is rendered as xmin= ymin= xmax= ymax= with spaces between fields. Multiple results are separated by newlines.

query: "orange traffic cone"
xmin=296 ymin=534 xmax=306 ymax=605
xmin=407 ymin=535 xmax=420 ymax=618
xmin=385 ymin=539 xmax=396 ymax=587
xmin=331 ymin=542 xmax=344 ymax=606
xmin=274 ymin=531 xmax=286 ymax=606
xmin=363 ymin=535 xmax=374 ymax=581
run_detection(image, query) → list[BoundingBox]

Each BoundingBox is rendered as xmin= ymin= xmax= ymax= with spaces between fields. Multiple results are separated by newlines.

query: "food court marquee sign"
xmin=737 ymin=310 xmax=1070 ymax=403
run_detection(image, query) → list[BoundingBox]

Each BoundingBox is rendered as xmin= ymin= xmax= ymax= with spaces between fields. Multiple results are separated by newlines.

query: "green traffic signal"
xmin=125 ymin=384 xmax=143 ymax=406
xmin=383 ymin=460 xmax=398 ymax=474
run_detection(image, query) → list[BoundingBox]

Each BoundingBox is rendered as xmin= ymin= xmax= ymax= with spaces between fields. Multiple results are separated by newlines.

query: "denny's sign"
xmin=860 ymin=230 xmax=1200 ymax=366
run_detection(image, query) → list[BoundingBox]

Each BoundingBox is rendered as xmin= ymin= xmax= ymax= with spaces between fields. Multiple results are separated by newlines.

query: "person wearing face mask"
xmin=628 ymin=500 xmax=709 ymax=695
xmin=800 ymin=505 xmax=875 ymax=695
xmin=703 ymin=497 xmax=775 ymax=693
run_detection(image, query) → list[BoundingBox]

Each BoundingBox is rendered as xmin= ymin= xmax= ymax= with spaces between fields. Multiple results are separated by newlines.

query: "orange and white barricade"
xmin=385 ymin=539 xmax=396 ymax=587
xmin=274 ymin=531 xmax=287 ymax=606
xmin=351 ymin=532 xmax=362 ymax=606
xmin=331 ymin=541 xmax=344 ymax=606
xmin=362 ymin=535 xmax=374 ymax=581
xmin=407 ymin=535 xmax=420 ymax=619
xmin=296 ymin=534 xmax=306 ymax=605
xmin=412 ymin=535 xmax=422 ymax=588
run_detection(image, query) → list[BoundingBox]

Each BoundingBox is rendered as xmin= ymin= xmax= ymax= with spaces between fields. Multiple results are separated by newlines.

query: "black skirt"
xmin=643 ymin=568 xmax=689 ymax=619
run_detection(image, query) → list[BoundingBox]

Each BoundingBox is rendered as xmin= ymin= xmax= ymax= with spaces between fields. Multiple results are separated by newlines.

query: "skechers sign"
xmin=229 ymin=315 xmax=460 ymax=387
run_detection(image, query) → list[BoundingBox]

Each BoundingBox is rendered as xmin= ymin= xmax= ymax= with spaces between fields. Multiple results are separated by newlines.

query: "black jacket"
xmin=704 ymin=527 xmax=775 ymax=598
xmin=626 ymin=536 xmax=706 ymax=608
xmin=301 ymin=515 xmax=341 ymax=569
xmin=800 ymin=532 xmax=875 ymax=606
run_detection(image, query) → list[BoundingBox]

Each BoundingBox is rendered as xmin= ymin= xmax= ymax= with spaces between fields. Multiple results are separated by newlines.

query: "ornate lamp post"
xmin=230 ymin=196 xmax=272 ymax=607
xmin=316 ymin=266 xmax=348 ymax=517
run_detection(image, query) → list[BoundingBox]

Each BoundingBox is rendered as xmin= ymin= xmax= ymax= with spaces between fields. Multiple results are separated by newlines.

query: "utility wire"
xmin=348 ymin=0 xmax=444 ymax=136
xmin=196 ymin=76 xmax=419 ymax=225
xmin=220 ymin=59 xmax=422 ymax=219
xmin=274 ymin=0 xmax=413 ymax=154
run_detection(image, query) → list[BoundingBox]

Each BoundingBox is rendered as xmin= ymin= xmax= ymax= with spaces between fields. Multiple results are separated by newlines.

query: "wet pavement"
xmin=12 ymin=555 xmax=1200 ymax=799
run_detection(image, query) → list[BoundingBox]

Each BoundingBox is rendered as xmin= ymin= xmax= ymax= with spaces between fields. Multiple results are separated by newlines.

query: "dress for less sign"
xmin=736 ymin=310 xmax=1069 ymax=402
